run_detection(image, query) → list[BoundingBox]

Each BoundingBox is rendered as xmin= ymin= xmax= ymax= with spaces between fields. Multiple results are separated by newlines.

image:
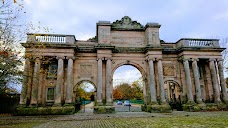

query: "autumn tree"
xmin=131 ymin=80 xmax=143 ymax=100
xmin=75 ymin=82 xmax=95 ymax=101
xmin=0 ymin=0 xmax=25 ymax=94
xmin=113 ymin=81 xmax=143 ymax=100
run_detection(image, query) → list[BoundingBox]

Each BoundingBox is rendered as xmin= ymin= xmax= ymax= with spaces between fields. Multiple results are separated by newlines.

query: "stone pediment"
xmin=112 ymin=16 xmax=144 ymax=30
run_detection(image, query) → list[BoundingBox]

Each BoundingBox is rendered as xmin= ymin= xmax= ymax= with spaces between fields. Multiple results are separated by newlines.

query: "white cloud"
xmin=113 ymin=65 xmax=141 ymax=86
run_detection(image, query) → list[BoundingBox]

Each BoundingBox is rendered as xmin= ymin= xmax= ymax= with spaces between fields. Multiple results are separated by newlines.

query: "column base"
xmin=145 ymin=104 xmax=172 ymax=113
xmin=96 ymin=101 xmax=103 ymax=106
xmin=29 ymin=104 xmax=38 ymax=107
xmin=106 ymin=102 xmax=113 ymax=106
xmin=94 ymin=106 xmax=115 ymax=114
xmin=18 ymin=104 xmax=27 ymax=108
xmin=223 ymin=98 xmax=228 ymax=105
xmin=63 ymin=103 xmax=74 ymax=107
xmin=53 ymin=103 xmax=62 ymax=107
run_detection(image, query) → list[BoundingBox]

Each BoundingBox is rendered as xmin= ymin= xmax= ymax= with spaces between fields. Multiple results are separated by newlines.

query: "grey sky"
xmin=21 ymin=0 xmax=228 ymax=88
xmin=24 ymin=0 xmax=228 ymax=41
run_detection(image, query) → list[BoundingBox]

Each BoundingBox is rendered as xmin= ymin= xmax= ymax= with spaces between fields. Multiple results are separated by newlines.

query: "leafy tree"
xmin=113 ymin=81 xmax=143 ymax=100
xmin=131 ymin=80 xmax=143 ymax=100
xmin=220 ymin=38 xmax=228 ymax=73
xmin=76 ymin=82 xmax=95 ymax=101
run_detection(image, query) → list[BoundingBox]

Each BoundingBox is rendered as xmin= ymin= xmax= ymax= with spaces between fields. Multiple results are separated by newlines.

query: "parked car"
xmin=117 ymin=101 xmax=123 ymax=105
xmin=124 ymin=100 xmax=131 ymax=106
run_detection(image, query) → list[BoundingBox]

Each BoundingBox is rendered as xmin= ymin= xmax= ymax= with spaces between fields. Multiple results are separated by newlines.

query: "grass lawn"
xmin=0 ymin=111 xmax=227 ymax=128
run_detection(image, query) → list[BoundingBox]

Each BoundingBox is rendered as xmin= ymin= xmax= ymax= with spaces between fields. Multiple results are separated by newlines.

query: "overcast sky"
xmin=23 ymin=0 xmax=228 ymax=41
xmin=21 ymin=0 xmax=228 ymax=88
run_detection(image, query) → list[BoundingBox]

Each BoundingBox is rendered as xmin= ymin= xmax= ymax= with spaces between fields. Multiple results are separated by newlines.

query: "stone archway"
xmin=111 ymin=61 xmax=149 ymax=109
xmin=164 ymin=80 xmax=183 ymax=110
xmin=73 ymin=80 xmax=97 ymax=112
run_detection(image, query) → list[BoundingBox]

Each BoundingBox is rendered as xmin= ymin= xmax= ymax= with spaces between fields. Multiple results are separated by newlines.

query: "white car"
xmin=124 ymin=101 xmax=131 ymax=106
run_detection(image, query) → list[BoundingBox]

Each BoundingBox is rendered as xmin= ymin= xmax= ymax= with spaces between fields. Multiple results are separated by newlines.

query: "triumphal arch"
xmin=17 ymin=16 xmax=228 ymax=115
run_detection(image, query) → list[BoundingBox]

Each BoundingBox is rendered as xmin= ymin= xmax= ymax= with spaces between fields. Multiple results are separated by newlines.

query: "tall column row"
xmin=148 ymin=58 xmax=167 ymax=105
xmin=97 ymin=58 xmax=113 ymax=106
xmin=19 ymin=56 xmax=75 ymax=107
xmin=182 ymin=58 xmax=228 ymax=104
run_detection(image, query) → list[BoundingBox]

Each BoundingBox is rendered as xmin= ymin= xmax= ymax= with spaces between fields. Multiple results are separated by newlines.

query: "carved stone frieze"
xmin=112 ymin=16 xmax=144 ymax=30
xmin=163 ymin=63 xmax=175 ymax=76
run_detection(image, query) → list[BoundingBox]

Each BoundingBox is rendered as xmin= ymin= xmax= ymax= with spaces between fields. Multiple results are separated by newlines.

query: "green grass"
xmin=0 ymin=112 xmax=227 ymax=128
xmin=0 ymin=119 xmax=46 ymax=128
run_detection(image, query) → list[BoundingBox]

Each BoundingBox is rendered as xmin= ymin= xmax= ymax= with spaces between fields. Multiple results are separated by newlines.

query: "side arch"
xmin=164 ymin=79 xmax=182 ymax=102
xmin=73 ymin=80 xmax=97 ymax=103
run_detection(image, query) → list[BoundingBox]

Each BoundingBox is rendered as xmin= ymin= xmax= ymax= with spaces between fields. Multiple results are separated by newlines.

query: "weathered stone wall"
xmin=110 ymin=31 xmax=146 ymax=47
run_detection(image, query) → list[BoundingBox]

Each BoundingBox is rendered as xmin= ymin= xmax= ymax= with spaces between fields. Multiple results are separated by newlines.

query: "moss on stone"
xmin=15 ymin=106 xmax=75 ymax=115
xmin=62 ymin=106 xmax=75 ymax=115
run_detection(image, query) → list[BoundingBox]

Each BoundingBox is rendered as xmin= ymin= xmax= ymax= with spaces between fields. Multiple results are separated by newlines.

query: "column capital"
xmin=209 ymin=58 xmax=216 ymax=62
xmin=104 ymin=57 xmax=112 ymax=61
xmin=155 ymin=57 xmax=162 ymax=61
xmin=182 ymin=58 xmax=191 ymax=62
xmin=191 ymin=58 xmax=199 ymax=62
xmin=66 ymin=56 xmax=75 ymax=60
xmin=216 ymin=58 xmax=223 ymax=62
xmin=56 ymin=56 xmax=65 ymax=60
xmin=97 ymin=57 xmax=104 ymax=61
xmin=33 ymin=56 xmax=42 ymax=60
xmin=146 ymin=57 xmax=155 ymax=62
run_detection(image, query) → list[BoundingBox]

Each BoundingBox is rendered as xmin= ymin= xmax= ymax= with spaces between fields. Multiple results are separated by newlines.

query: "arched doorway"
xmin=164 ymin=80 xmax=183 ymax=110
xmin=112 ymin=63 xmax=146 ymax=112
xmin=73 ymin=80 xmax=96 ymax=113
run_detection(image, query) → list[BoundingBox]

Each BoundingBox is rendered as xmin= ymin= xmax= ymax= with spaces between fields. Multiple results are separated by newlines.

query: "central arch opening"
xmin=112 ymin=65 xmax=144 ymax=112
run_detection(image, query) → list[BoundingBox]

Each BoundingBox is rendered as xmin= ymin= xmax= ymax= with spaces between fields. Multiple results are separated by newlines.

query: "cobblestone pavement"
xmin=33 ymin=111 xmax=228 ymax=128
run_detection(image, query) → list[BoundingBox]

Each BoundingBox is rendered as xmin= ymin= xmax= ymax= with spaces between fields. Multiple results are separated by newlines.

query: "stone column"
xmin=192 ymin=59 xmax=203 ymax=103
xmin=106 ymin=59 xmax=112 ymax=105
xmin=65 ymin=57 xmax=74 ymax=105
xmin=157 ymin=59 xmax=166 ymax=104
xmin=183 ymin=59 xmax=194 ymax=104
xmin=37 ymin=67 xmax=44 ymax=106
xmin=19 ymin=58 xmax=30 ymax=106
xmin=217 ymin=60 xmax=228 ymax=104
xmin=148 ymin=58 xmax=157 ymax=104
xmin=30 ymin=57 xmax=41 ymax=106
xmin=97 ymin=58 xmax=103 ymax=105
xmin=54 ymin=56 xmax=64 ymax=106
xmin=26 ymin=62 xmax=33 ymax=105
xmin=209 ymin=59 xmax=221 ymax=103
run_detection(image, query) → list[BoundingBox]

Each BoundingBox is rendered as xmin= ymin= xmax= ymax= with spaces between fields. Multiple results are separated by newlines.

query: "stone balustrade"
xmin=176 ymin=38 xmax=220 ymax=48
xmin=26 ymin=33 xmax=76 ymax=44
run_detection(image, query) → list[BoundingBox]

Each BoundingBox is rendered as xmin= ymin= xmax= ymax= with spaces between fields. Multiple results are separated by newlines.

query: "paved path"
xmin=32 ymin=111 xmax=228 ymax=128
xmin=78 ymin=102 xmax=94 ymax=113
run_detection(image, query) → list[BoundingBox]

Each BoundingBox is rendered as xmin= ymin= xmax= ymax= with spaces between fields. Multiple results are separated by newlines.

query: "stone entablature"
xmin=18 ymin=16 xmax=228 ymax=115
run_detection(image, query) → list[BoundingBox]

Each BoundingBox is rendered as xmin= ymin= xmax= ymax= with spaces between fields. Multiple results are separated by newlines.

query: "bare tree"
xmin=0 ymin=0 xmax=25 ymax=93
xmin=220 ymin=38 xmax=228 ymax=72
